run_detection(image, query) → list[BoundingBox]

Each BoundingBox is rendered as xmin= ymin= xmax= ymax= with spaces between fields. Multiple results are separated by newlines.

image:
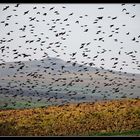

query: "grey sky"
xmin=0 ymin=3 xmax=140 ymax=73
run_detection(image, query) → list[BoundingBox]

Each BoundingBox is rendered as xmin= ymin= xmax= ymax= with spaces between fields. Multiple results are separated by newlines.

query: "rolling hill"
xmin=0 ymin=57 xmax=140 ymax=109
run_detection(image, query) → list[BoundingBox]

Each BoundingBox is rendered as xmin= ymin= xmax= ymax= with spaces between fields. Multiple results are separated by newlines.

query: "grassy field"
xmin=0 ymin=98 xmax=140 ymax=136
xmin=89 ymin=130 xmax=140 ymax=136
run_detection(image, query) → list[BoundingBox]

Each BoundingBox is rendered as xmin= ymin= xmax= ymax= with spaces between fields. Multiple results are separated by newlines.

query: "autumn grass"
xmin=0 ymin=98 xmax=140 ymax=136
xmin=89 ymin=129 xmax=140 ymax=136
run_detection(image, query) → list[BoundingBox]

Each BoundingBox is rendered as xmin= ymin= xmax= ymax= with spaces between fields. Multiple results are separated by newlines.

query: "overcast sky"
xmin=0 ymin=3 xmax=140 ymax=73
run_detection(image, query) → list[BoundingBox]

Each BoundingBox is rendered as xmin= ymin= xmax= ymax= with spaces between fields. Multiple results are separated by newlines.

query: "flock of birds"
xmin=0 ymin=3 xmax=140 ymax=108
